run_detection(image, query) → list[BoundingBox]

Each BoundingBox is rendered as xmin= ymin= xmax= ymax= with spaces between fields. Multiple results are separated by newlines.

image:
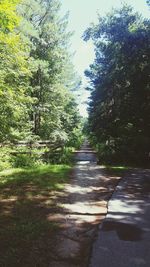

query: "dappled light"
xmin=0 ymin=142 xmax=124 ymax=266
xmin=0 ymin=0 xmax=150 ymax=266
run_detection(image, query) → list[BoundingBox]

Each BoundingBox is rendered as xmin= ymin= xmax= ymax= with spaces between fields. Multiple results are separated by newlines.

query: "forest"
xmin=0 ymin=1 xmax=150 ymax=266
xmin=0 ymin=0 xmax=83 ymax=171
xmin=0 ymin=1 xmax=149 ymax=170
xmin=84 ymin=5 xmax=150 ymax=166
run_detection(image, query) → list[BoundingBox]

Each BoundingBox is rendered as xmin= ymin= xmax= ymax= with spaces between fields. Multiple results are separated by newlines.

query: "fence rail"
xmin=0 ymin=140 xmax=64 ymax=156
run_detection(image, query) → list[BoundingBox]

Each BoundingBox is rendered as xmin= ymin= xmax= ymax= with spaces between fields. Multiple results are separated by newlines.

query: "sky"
xmin=60 ymin=0 xmax=149 ymax=117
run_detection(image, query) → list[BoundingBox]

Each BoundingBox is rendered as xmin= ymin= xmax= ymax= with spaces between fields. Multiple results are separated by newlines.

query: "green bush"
xmin=67 ymin=128 xmax=84 ymax=149
xmin=12 ymin=154 xmax=36 ymax=168
xmin=45 ymin=147 xmax=75 ymax=164
xmin=60 ymin=147 xmax=74 ymax=163
xmin=0 ymin=147 xmax=12 ymax=171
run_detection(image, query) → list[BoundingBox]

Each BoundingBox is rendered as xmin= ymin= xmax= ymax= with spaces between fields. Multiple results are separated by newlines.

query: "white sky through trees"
xmin=61 ymin=0 xmax=149 ymax=117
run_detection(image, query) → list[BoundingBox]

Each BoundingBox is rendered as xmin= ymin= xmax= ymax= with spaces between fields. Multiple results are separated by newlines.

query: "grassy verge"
xmin=0 ymin=164 xmax=71 ymax=267
xmin=0 ymin=164 xmax=71 ymax=188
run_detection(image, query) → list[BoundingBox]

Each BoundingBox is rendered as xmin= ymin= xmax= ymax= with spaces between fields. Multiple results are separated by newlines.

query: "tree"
xmin=0 ymin=0 xmax=81 ymax=146
xmin=84 ymin=5 xmax=150 ymax=164
xmin=17 ymin=0 xmax=81 ymax=142
xmin=0 ymin=0 xmax=31 ymax=141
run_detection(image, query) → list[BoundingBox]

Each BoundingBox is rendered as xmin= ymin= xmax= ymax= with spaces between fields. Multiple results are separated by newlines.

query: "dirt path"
xmin=49 ymin=141 xmax=122 ymax=267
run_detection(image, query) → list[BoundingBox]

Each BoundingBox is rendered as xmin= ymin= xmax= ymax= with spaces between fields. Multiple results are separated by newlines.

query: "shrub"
xmin=0 ymin=147 xmax=12 ymax=171
xmin=12 ymin=154 xmax=36 ymax=168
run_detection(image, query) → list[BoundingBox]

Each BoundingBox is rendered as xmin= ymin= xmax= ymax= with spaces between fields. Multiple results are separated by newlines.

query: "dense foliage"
xmin=84 ymin=6 xmax=150 ymax=165
xmin=0 ymin=0 xmax=83 ymax=165
xmin=0 ymin=0 xmax=30 ymax=140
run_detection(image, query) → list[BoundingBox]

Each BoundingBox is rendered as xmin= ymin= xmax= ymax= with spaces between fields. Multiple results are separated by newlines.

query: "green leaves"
xmin=0 ymin=0 xmax=20 ymax=32
xmin=0 ymin=0 xmax=31 ymax=141
xmin=0 ymin=0 xmax=81 ymax=148
xmin=84 ymin=5 xmax=150 ymax=164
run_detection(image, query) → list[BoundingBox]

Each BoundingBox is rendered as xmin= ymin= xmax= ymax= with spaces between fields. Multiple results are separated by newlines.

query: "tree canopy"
xmin=84 ymin=5 xmax=150 ymax=164
xmin=0 ymin=0 xmax=82 ymax=145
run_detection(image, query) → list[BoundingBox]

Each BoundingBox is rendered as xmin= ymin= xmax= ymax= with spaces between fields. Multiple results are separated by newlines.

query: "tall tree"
xmin=0 ymin=0 xmax=81 ymax=145
xmin=84 ymin=5 xmax=150 ymax=164
xmin=0 ymin=0 xmax=31 ymax=141
xmin=17 ymin=0 xmax=81 ymax=142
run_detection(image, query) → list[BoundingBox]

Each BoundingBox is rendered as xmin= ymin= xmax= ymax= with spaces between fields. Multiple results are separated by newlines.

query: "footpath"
xmin=89 ymin=168 xmax=150 ymax=267
xmin=49 ymin=141 xmax=150 ymax=267
xmin=49 ymin=141 xmax=122 ymax=266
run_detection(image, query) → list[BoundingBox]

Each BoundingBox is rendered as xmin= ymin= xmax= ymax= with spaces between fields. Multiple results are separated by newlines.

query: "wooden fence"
xmin=0 ymin=140 xmax=64 ymax=157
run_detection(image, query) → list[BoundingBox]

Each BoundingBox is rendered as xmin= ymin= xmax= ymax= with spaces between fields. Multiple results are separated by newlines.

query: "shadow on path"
xmin=0 ymin=141 xmax=126 ymax=267
xmin=89 ymin=168 xmax=150 ymax=267
xmin=49 ymin=141 xmax=124 ymax=267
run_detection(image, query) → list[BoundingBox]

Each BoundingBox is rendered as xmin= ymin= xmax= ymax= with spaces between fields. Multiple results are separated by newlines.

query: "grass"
xmin=0 ymin=164 xmax=71 ymax=188
xmin=0 ymin=162 xmax=129 ymax=266
xmin=0 ymin=164 xmax=71 ymax=267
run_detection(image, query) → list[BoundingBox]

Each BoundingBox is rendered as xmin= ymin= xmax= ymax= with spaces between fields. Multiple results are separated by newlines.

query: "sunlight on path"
xmin=49 ymin=141 xmax=121 ymax=267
